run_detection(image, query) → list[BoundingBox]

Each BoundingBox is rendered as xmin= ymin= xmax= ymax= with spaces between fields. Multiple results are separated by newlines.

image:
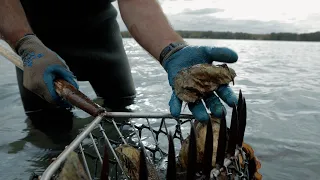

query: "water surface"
xmin=0 ymin=39 xmax=319 ymax=180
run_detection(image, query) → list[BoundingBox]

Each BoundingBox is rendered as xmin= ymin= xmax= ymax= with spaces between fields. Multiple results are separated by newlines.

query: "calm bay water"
xmin=0 ymin=38 xmax=319 ymax=179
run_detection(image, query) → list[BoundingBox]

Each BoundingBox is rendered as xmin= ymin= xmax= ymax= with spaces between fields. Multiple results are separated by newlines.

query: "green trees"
xmin=121 ymin=31 xmax=320 ymax=41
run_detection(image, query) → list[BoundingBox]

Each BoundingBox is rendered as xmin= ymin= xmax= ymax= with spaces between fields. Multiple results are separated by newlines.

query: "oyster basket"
xmin=32 ymin=91 xmax=261 ymax=180
xmin=36 ymin=112 xmax=195 ymax=180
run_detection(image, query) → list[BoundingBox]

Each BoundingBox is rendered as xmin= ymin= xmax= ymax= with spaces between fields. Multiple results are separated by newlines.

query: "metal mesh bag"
xmin=29 ymin=90 xmax=262 ymax=180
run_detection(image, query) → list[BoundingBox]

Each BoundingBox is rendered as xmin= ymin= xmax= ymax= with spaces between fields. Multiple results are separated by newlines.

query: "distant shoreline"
xmin=121 ymin=30 xmax=320 ymax=42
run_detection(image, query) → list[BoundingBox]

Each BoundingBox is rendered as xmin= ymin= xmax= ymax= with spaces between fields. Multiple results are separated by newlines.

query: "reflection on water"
xmin=0 ymin=39 xmax=320 ymax=180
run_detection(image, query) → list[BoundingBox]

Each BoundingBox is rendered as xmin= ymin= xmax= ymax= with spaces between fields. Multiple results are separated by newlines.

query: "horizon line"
xmin=120 ymin=30 xmax=320 ymax=35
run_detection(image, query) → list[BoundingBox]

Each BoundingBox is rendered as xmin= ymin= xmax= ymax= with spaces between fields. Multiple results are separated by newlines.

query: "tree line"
xmin=121 ymin=31 xmax=320 ymax=42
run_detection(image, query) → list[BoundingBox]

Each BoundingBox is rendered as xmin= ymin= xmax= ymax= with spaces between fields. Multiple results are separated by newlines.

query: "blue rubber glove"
xmin=16 ymin=34 xmax=79 ymax=108
xmin=163 ymin=45 xmax=238 ymax=122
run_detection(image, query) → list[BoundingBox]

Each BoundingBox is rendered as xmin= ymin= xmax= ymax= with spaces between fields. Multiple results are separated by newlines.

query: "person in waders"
xmin=0 ymin=0 xmax=239 ymax=133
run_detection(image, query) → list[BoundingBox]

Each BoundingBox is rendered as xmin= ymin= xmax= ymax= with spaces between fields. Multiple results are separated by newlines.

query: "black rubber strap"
xmin=159 ymin=41 xmax=188 ymax=65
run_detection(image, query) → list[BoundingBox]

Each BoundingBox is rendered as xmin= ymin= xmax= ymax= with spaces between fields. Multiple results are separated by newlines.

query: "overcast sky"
xmin=112 ymin=0 xmax=320 ymax=34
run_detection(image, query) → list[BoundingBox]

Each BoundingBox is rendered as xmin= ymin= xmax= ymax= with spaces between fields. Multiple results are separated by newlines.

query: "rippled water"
xmin=0 ymin=39 xmax=320 ymax=180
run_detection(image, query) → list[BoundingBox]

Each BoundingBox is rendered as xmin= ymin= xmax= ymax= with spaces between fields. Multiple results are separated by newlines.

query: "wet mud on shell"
xmin=174 ymin=64 xmax=236 ymax=103
xmin=115 ymin=144 xmax=160 ymax=180
xmin=57 ymin=151 xmax=90 ymax=180
xmin=178 ymin=116 xmax=222 ymax=169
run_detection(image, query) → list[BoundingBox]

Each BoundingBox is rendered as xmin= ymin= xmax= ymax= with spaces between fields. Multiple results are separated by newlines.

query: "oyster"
xmin=178 ymin=115 xmax=222 ymax=169
xmin=174 ymin=64 xmax=236 ymax=103
xmin=115 ymin=144 xmax=160 ymax=180
xmin=57 ymin=151 xmax=90 ymax=180
xmin=242 ymin=143 xmax=263 ymax=180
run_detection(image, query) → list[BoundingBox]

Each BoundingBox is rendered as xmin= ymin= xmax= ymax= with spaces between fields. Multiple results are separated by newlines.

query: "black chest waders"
xmin=16 ymin=0 xmax=136 ymax=127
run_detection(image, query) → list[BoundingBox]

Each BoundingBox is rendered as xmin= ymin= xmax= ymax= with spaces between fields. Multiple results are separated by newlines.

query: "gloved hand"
xmin=15 ymin=34 xmax=79 ymax=108
xmin=162 ymin=44 xmax=238 ymax=122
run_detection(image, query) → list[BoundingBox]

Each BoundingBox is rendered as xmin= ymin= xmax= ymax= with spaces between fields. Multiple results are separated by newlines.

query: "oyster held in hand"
xmin=174 ymin=64 xmax=236 ymax=103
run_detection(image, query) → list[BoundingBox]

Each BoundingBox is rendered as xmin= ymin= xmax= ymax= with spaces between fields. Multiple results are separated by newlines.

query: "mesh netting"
xmin=83 ymin=114 xmax=195 ymax=179
xmin=30 ymin=97 xmax=261 ymax=180
xmin=30 ymin=113 xmax=195 ymax=180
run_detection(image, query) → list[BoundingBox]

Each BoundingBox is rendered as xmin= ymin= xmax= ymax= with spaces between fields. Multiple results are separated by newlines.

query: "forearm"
xmin=118 ymin=0 xmax=184 ymax=61
xmin=0 ymin=0 xmax=33 ymax=48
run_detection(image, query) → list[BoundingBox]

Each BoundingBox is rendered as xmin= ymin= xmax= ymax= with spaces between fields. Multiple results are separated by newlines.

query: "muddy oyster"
xmin=174 ymin=64 xmax=236 ymax=103
xmin=115 ymin=144 xmax=160 ymax=180
xmin=178 ymin=115 xmax=222 ymax=169
xmin=58 ymin=151 xmax=90 ymax=180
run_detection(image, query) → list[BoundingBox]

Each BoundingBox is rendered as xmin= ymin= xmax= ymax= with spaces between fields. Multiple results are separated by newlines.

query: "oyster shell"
xmin=58 ymin=151 xmax=90 ymax=180
xmin=115 ymin=144 xmax=160 ymax=180
xmin=178 ymin=116 xmax=222 ymax=169
xmin=174 ymin=64 xmax=236 ymax=103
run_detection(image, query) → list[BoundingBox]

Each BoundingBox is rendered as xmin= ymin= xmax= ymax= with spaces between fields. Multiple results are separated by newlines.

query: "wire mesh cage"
xmin=30 ymin=90 xmax=262 ymax=180
xmin=34 ymin=112 xmax=195 ymax=180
